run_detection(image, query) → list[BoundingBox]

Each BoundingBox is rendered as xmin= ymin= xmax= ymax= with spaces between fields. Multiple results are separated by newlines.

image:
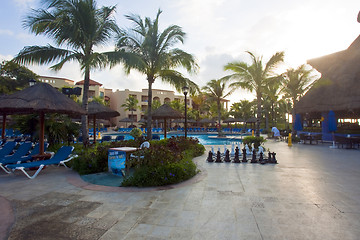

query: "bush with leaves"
xmin=243 ymin=136 xmax=266 ymax=150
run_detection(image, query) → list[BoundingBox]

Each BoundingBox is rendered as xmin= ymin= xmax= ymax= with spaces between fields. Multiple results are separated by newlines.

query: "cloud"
xmin=0 ymin=29 xmax=14 ymax=36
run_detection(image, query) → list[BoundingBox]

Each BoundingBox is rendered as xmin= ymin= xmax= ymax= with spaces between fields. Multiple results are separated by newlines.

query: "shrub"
xmin=243 ymin=136 xmax=265 ymax=150
xmin=71 ymin=139 xmax=143 ymax=175
xmin=121 ymin=155 xmax=199 ymax=187
xmin=71 ymin=136 xmax=205 ymax=187
xmin=130 ymin=128 xmax=143 ymax=140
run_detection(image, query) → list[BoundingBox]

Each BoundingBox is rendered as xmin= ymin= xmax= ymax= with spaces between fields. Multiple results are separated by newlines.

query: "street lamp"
xmin=182 ymin=86 xmax=189 ymax=138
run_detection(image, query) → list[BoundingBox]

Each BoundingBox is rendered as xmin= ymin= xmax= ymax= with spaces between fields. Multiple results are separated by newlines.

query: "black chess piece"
xmin=272 ymin=152 xmax=277 ymax=164
xmin=233 ymin=146 xmax=240 ymax=163
xmin=207 ymin=151 xmax=214 ymax=162
xmin=242 ymin=148 xmax=247 ymax=162
xmin=215 ymin=150 xmax=222 ymax=163
xmin=267 ymin=152 xmax=272 ymax=163
xmin=224 ymin=149 xmax=231 ymax=162
xmin=259 ymin=152 xmax=266 ymax=164
xmin=251 ymin=149 xmax=257 ymax=163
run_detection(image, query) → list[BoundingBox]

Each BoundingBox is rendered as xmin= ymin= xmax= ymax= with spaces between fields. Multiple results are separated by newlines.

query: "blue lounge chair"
xmin=5 ymin=146 xmax=76 ymax=179
xmin=115 ymin=135 xmax=125 ymax=141
xmin=101 ymin=135 xmax=112 ymax=142
xmin=0 ymin=142 xmax=32 ymax=172
xmin=0 ymin=141 xmax=17 ymax=158
xmin=0 ymin=142 xmax=48 ymax=174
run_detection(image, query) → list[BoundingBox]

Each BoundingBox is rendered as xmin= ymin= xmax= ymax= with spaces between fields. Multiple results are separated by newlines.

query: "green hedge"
xmin=122 ymin=136 xmax=204 ymax=187
xmin=71 ymin=136 xmax=205 ymax=187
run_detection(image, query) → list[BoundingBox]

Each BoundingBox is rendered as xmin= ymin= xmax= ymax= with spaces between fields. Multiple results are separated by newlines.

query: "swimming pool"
xmin=104 ymin=133 xmax=243 ymax=145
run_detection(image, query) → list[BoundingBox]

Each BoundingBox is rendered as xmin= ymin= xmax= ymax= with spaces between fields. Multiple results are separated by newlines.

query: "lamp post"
xmin=182 ymin=86 xmax=189 ymax=138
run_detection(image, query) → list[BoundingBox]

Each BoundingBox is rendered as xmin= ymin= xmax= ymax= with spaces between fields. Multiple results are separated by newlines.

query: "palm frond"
xmin=13 ymin=45 xmax=75 ymax=66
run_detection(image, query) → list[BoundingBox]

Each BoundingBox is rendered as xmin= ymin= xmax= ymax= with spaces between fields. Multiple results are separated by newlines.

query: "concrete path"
xmin=1 ymin=141 xmax=360 ymax=240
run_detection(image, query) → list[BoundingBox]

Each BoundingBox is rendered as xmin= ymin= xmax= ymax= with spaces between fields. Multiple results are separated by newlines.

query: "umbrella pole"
xmin=1 ymin=113 xmax=6 ymax=139
xmin=164 ymin=118 xmax=167 ymax=139
xmin=39 ymin=112 xmax=45 ymax=155
xmin=93 ymin=115 xmax=96 ymax=144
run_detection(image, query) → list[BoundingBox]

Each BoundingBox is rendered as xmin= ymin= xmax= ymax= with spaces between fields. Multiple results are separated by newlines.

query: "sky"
xmin=0 ymin=0 xmax=359 ymax=105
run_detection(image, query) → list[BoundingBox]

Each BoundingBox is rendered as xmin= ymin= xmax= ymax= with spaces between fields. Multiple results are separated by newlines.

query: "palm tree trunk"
xmin=147 ymin=77 xmax=153 ymax=140
xmin=81 ymin=66 xmax=90 ymax=146
xmin=256 ymin=93 xmax=262 ymax=137
xmin=292 ymin=98 xmax=297 ymax=134
xmin=217 ymin=99 xmax=222 ymax=136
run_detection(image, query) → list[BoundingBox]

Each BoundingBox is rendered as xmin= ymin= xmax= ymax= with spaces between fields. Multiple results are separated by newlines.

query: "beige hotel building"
xmin=38 ymin=76 xmax=192 ymax=127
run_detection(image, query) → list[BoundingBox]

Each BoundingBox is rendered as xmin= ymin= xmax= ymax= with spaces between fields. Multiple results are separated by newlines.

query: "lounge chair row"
xmin=0 ymin=143 xmax=76 ymax=179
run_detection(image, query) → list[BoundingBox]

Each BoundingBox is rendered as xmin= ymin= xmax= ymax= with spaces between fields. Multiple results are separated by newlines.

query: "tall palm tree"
xmin=202 ymin=79 xmax=233 ymax=136
xmin=224 ymin=51 xmax=284 ymax=136
xmin=13 ymin=0 xmax=119 ymax=145
xmin=108 ymin=9 xmax=198 ymax=140
xmin=121 ymin=95 xmax=139 ymax=127
xmin=263 ymin=76 xmax=283 ymax=129
xmin=281 ymin=64 xmax=315 ymax=133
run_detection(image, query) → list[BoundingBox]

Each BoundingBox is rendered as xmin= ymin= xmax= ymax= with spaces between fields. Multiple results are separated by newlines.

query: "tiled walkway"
xmin=1 ymin=141 xmax=360 ymax=240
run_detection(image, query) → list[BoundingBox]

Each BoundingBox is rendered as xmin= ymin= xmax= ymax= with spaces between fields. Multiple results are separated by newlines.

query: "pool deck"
xmin=1 ymin=141 xmax=360 ymax=239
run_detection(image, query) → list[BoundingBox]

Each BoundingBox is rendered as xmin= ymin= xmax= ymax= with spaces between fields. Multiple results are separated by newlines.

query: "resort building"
xmin=39 ymin=75 xmax=230 ymax=127
xmin=38 ymin=76 xmax=108 ymax=102
xmin=109 ymin=88 xmax=191 ymax=127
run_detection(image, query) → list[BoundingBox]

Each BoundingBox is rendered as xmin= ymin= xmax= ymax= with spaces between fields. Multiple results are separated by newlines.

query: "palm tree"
xmin=224 ymin=51 xmax=284 ymax=136
xmin=263 ymin=76 xmax=283 ymax=129
xmin=108 ymin=9 xmax=198 ymax=140
xmin=13 ymin=0 xmax=119 ymax=145
xmin=202 ymin=79 xmax=233 ymax=136
xmin=121 ymin=95 xmax=139 ymax=127
xmin=230 ymin=100 xmax=256 ymax=120
xmin=281 ymin=64 xmax=315 ymax=133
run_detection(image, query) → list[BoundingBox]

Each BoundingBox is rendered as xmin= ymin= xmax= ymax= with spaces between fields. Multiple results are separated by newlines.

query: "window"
xmin=141 ymin=95 xmax=148 ymax=102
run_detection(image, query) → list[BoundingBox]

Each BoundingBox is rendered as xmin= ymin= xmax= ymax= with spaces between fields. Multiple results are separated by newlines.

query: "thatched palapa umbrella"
xmin=0 ymin=83 xmax=86 ymax=155
xmin=119 ymin=117 xmax=133 ymax=128
xmin=152 ymin=104 xmax=184 ymax=138
xmin=88 ymin=101 xmax=120 ymax=143
xmin=296 ymin=34 xmax=360 ymax=118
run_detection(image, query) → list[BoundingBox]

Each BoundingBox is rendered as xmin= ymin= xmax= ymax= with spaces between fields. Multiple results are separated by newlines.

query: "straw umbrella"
xmin=0 ymin=82 xmax=86 ymax=155
xmin=296 ymin=34 xmax=360 ymax=118
xmin=119 ymin=117 xmax=133 ymax=128
xmin=151 ymin=104 xmax=184 ymax=138
xmin=87 ymin=101 xmax=120 ymax=143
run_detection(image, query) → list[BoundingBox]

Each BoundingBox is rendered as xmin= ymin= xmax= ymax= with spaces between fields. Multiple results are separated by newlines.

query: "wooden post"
xmin=39 ymin=112 xmax=45 ymax=155
xmin=1 ymin=113 xmax=6 ymax=139
xmin=93 ymin=115 xmax=97 ymax=143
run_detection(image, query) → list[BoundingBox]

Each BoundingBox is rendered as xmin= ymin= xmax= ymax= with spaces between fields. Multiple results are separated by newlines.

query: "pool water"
xmin=105 ymin=133 xmax=243 ymax=145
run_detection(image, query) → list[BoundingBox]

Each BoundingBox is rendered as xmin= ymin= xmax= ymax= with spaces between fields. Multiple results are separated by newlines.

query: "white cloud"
xmin=0 ymin=29 xmax=14 ymax=36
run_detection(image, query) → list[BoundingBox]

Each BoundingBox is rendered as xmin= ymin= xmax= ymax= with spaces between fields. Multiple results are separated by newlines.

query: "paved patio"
xmin=1 ymin=141 xmax=360 ymax=240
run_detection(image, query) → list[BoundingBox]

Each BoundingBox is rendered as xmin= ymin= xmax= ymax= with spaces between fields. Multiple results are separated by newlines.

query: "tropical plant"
xmin=262 ymin=76 xmax=283 ymax=129
xmin=202 ymin=79 xmax=233 ymax=136
xmin=108 ymin=9 xmax=199 ymax=140
xmin=281 ymin=64 xmax=316 ymax=132
xmin=0 ymin=61 xmax=38 ymax=94
xmin=230 ymin=100 xmax=256 ymax=120
xmin=13 ymin=0 xmax=119 ymax=146
xmin=121 ymin=95 xmax=139 ymax=126
xmin=224 ymin=51 xmax=284 ymax=136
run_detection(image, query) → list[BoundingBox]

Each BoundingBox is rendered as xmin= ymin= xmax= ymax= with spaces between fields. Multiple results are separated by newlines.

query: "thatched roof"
xmin=246 ymin=117 xmax=257 ymax=123
xmin=88 ymin=101 xmax=119 ymax=119
xmin=0 ymin=82 xmax=86 ymax=115
xmin=119 ymin=117 xmax=133 ymax=122
xmin=199 ymin=118 xmax=216 ymax=124
xmin=151 ymin=104 xmax=184 ymax=119
xmin=296 ymin=34 xmax=360 ymax=117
